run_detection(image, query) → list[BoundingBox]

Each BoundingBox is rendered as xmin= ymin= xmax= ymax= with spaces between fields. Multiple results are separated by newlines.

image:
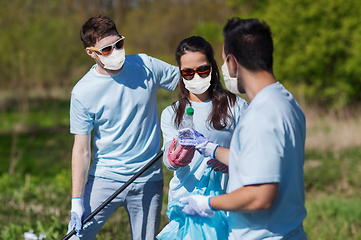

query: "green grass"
xmin=304 ymin=194 xmax=361 ymax=240
xmin=303 ymin=148 xmax=361 ymax=240
xmin=0 ymin=96 xmax=360 ymax=239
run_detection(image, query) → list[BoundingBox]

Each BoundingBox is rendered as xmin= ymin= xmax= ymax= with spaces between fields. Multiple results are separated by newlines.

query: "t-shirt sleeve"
xmin=160 ymin=106 xmax=178 ymax=149
xmin=70 ymin=93 xmax=94 ymax=135
xmin=233 ymin=115 xmax=284 ymax=186
xmin=146 ymin=55 xmax=180 ymax=91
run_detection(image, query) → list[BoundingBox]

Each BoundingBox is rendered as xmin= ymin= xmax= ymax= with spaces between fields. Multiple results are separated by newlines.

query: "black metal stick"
xmin=62 ymin=150 xmax=163 ymax=240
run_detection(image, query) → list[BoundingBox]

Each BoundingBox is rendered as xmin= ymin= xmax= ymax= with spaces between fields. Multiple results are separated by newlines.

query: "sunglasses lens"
xmin=101 ymin=46 xmax=113 ymax=55
xmin=181 ymin=69 xmax=195 ymax=80
xmin=115 ymin=39 xmax=125 ymax=49
xmin=197 ymin=66 xmax=211 ymax=78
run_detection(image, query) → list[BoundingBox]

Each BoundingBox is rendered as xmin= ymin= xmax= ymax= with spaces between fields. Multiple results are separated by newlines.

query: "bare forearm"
xmin=209 ymin=183 xmax=279 ymax=212
xmin=72 ymin=134 xmax=91 ymax=198
xmin=214 ymin=146 xmax=229 ymax=165
xmin=72 ymin=152 xmax=90 ymax=197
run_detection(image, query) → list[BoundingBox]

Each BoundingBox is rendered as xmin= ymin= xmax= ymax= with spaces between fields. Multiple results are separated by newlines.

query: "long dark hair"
xmin=173 ymin=36 xmax=237 ymax=130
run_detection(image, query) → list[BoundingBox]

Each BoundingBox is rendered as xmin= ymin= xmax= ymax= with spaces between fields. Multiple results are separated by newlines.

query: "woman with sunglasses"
xmin=157 ymin=36 xmax=248 ymax=239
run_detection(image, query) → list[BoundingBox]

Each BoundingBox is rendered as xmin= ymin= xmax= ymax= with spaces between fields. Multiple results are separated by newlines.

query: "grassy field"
xmin=0 ymin=90 xmax=360 ymax=239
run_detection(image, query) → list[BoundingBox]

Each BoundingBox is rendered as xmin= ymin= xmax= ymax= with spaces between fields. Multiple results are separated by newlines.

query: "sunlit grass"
xmin=304 ymin=194 xmax=361 ymax=240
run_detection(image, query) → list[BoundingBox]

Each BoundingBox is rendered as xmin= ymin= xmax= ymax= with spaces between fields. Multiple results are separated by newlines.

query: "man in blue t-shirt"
xmin=67 ymin=15 xmax=180 ymax=239
xmin=179 ymin=18 xmax=308 ymax=239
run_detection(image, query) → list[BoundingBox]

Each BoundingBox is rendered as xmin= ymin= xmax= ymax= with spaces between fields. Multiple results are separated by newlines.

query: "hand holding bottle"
xmin=179 ymin=128 xmax=219 ymax=158
xmin=167 ymin=138 xmax=195 ymax=167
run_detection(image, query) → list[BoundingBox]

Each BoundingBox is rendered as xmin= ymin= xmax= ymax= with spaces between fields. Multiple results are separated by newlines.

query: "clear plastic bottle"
xmin=178 ymin=107 xmax=196 ymax=145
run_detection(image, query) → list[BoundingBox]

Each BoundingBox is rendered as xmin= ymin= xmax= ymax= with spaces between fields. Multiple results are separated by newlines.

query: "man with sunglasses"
xmin=179 ymin=18 xmax=308 ymax=239
xmin=67 ymin=15 xmax=180 ymax=239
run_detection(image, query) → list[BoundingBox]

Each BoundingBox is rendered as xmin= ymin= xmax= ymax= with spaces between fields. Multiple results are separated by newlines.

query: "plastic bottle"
xmin=178 ymin=107 xmax=196 ymax=145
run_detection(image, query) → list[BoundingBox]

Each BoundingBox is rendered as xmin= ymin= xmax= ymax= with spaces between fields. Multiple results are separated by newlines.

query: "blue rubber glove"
xmin=179 ymin=195 xmax=215 ymax=218
xmin=179 ymin=129 xmax=219 ymax=158
xmin=68 ymin=197 xmax=85 ymax=237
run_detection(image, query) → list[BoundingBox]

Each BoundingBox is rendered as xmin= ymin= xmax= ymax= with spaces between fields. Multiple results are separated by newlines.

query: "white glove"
xmin=179 ymin=129 xmax=219 ymax=158
xmin=68 ymin=197 xmax=85 ymax=237
xmin=179 ymin=195 xmax=215 ymax=218
xmin=193 ymin=130 xmax=219 ymax=158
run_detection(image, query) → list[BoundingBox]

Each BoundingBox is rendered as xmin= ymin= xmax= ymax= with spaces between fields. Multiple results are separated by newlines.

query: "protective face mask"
xmin=221 ymin=62 xmax=240 ymax=94
xmin=97 ymin=48 xmax=125 ymax=70
xmin=183 ymin=71 xmax=212 ymax=95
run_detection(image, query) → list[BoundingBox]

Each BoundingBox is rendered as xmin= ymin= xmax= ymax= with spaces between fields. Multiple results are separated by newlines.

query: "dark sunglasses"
xmin=180 ymin=65 xmax=211 ymax=80
xmin=89 ymin=36 xmax=125 ymax=56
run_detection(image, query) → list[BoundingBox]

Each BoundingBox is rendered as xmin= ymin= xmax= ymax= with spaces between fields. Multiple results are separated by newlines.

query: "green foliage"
xmin=157 ymin=89 xmax=178 ymax=116
xmin=193 ymin=22 xmax=223 ymax=46
xmin=122 ymin=0 xmax=231 ymax=59
xmin=0 ymin=0 xmax=234 ymax=94
xmin=1 ymin=223 xmax=22 ymax=240
xmin=2 ymin=0 xmax=360 ymax=110
xmin=0 ymin=0 xmax=90 ymax=90
xmin=248 ymin=0 xmax=361 ymax=109
xmin=226 ymin=0 xmax=267 ymax=14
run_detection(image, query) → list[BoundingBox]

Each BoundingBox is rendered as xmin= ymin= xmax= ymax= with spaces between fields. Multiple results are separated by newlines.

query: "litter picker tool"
xmin=62 ymin=150 xmax=163 ymax=240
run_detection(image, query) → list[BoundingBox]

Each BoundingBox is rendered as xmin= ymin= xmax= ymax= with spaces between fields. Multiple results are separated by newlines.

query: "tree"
xmin=249 ymin=0 xmax=361 ymax=109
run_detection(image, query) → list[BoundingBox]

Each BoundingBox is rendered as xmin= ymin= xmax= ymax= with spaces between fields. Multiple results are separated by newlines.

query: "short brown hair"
xmin=223 ymin=18 xmax=273 ymax=74
xmin=80 ymin=15 xmax=119 ymax=48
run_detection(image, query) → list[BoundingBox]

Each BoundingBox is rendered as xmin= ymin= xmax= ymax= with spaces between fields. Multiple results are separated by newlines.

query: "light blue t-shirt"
xmin=70 ymin=54 xmax=180 ymax=183
xmin=161 ymin=97 xmax=248 ymax=201
xmin=227 ymin=82 xmax=307 ymax=239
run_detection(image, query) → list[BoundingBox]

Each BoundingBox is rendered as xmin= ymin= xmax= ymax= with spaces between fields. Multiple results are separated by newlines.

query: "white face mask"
xmin=97 ymin=48 xmax=125 ymax=70
xmin=221 ymin=62 xmax=240 ymax=94
xmin=183 ymin=71 xmax=212 ymax=95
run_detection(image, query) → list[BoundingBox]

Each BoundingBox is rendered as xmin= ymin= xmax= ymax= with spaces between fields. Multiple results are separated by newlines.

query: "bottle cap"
xmin=186 ymin=107 xmax=194 ymax=116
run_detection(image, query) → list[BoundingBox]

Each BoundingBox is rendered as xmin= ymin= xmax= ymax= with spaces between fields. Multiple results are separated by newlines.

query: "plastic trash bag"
xmin=24 ymin=230 xmax=46 ymax=240
xmin=157 ymin=167 xmax=228 ymax=240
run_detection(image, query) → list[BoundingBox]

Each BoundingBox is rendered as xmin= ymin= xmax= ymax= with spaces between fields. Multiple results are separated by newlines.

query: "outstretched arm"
xmin=210 ymin=183 xmax=279 ymax=212
xmin=180 ymin=183 xmax=279 ymax=217
xmin=68 ymin=133 xmax=91 ymax=236
xmin=213 ymin=146 xmax=230 ymax=166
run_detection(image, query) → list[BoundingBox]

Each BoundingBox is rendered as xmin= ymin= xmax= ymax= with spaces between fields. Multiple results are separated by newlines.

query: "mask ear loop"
xmin=226 ymin=55 xmax=238 ymax=79
xmin=94 ymin=53 xmax=105 ymax=68
xmin=226 ymin=54 xmax=242 ymax=95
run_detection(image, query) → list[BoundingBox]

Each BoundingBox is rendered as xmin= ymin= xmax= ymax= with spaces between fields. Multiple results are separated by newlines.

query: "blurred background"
xmin=0 ymin=0 xmax=360 ymax=239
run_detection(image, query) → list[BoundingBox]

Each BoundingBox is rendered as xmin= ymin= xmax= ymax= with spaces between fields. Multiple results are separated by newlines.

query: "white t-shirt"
xmin=228 ymin=82 xmax=307 ymax=239
xmin=161 ymin=97 xmax=248 ymax=201
xmin=70 ymin=54 xmax=180 ymax=182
